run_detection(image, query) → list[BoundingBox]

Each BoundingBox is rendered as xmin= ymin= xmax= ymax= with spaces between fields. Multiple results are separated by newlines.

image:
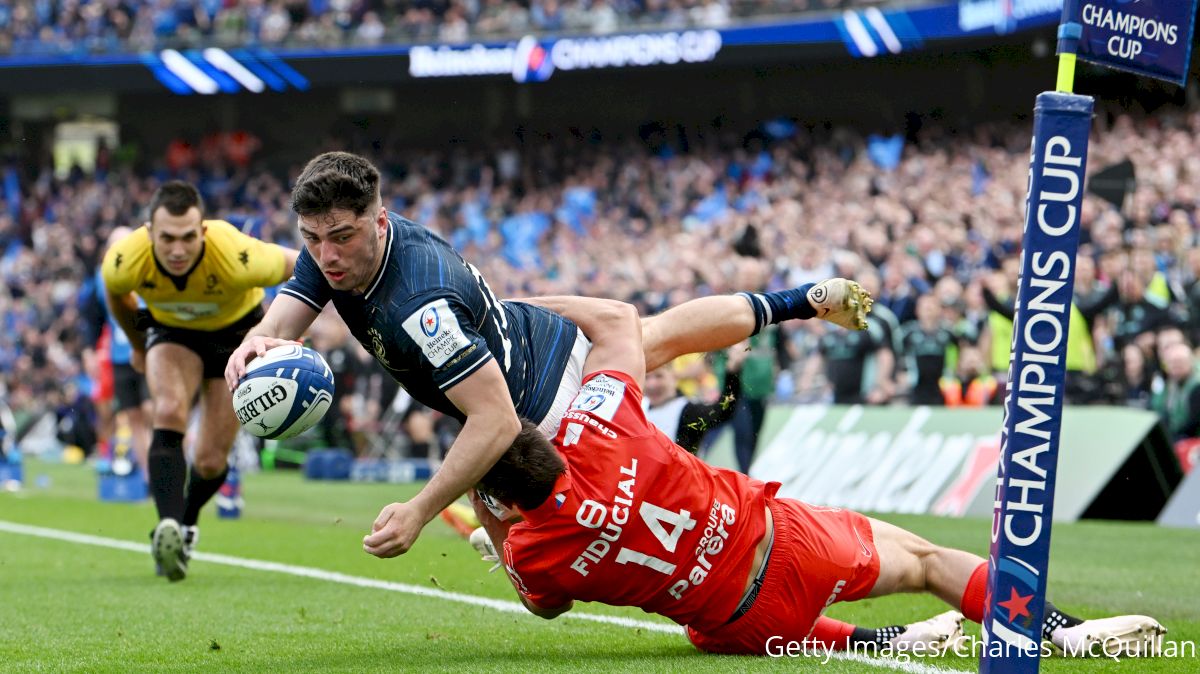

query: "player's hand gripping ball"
xmin=233 ymin=344 xmax=335 ymax=439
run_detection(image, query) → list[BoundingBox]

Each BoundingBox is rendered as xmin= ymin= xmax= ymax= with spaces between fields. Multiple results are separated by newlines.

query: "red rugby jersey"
xmin=503 ymin=370 xmax=770 ymax=632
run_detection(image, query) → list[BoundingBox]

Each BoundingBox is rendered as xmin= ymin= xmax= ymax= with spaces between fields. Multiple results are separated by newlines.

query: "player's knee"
xmin=152 ymin=397 xmax=189 ymax=429
xmin=192 ymin=453 xmax=228 ymax=479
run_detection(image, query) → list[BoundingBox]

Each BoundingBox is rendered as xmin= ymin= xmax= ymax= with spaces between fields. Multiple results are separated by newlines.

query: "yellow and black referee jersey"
xmin=101 ymin=219 xmax=288 ymax=332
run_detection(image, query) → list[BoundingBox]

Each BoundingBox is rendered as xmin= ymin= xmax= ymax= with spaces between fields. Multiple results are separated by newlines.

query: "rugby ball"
xmin=233 ymin=344 xmax=335 ymax=440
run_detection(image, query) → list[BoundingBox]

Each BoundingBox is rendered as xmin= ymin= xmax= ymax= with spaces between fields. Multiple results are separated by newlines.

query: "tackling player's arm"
xmin=518 ymin=296 xmax=644 ymax=385
xmin=363 ymin=359 xmax=522 ymax=558
xmin=468 ymin=490 xmax=573 ymax=619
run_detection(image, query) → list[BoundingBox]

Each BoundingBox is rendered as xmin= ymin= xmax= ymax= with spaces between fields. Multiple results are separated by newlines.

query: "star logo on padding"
xmin=998 ymin=587 xmax=1034 ymax=622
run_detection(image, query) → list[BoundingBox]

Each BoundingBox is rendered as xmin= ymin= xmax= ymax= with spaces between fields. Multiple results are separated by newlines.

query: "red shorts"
xmin=686 ymin=497 xmax=881 ymax=655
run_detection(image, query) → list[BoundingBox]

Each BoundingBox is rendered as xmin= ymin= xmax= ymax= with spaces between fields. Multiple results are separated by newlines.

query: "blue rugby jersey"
xmin=280 ymin=213 xmax=578 ymax=423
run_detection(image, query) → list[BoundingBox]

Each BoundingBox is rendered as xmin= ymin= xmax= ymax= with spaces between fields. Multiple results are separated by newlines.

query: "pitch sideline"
xmin=0 ymin=519 xmax=966 ymax=674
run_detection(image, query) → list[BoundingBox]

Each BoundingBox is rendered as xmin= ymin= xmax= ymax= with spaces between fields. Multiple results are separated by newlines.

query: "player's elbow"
xmin=597 ymin=300 xmax=641 ymax=335
xmin=493 ymin=408 xmax=522 ymax=444
xmin=609 ymin=300 xmax=640 ymax=323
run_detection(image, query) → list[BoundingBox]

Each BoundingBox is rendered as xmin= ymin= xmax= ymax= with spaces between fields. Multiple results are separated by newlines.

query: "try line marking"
xmin=0 ymin=520 xmax=965 ymax=674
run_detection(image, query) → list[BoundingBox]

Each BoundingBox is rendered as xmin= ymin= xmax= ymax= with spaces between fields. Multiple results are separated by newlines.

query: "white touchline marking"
xmin=0 ymin=520 xmax=965 ymax=674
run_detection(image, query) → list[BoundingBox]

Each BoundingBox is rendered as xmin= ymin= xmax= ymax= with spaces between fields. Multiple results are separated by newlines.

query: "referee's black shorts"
xmin=141 ymin=306 xmax=265 ymax=380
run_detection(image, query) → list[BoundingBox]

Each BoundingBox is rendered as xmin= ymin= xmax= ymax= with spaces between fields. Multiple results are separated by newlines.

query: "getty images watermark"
xmin=765 ymin=635 xmax=1196 ymax=664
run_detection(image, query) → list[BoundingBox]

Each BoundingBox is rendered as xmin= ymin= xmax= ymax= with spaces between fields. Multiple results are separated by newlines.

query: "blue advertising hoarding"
xmin=0 ymin=0 xmax=1069 ymax=93
xmin=1076 ymin=0 xmax=1199 ymax=85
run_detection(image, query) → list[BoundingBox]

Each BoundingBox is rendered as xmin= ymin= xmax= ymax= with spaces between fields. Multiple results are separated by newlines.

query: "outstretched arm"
xmin=362 ymin=359 xmax=521 ymax=558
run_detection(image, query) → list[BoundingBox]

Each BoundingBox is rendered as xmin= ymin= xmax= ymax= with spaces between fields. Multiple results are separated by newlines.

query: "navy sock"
xmin=738 ymin=283 xmax=817 ymax=335
xmin=148 ymin=429 xmax=186 ymax=522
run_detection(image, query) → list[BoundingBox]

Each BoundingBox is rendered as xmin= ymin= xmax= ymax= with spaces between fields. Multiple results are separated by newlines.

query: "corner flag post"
xmin=982 ymin=1 xmax=1197 ymax=671
xmin=980 ymin=1 xmax=1091 ymax=671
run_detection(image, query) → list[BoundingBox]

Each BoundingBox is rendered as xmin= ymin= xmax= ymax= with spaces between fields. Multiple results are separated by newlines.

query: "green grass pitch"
xmin=1 ymin=460 xmax=1196 ymax=673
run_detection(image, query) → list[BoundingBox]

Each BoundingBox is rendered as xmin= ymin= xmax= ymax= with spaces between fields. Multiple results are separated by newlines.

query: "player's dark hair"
xmin=478 ymin=420 xmax=565 ymax=512
xmin=291 ymin=151 xmax=381 ymax=217
xmin=148 ymin=181 xmax=204 ymax=221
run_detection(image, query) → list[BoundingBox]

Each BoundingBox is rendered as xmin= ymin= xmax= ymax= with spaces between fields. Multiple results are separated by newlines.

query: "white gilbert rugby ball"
xmin=234 ymin=344 xmax=335 ymax=440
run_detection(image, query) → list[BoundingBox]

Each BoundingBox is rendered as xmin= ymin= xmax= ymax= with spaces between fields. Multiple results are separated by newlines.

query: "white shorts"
xmin=535 ymin=330 xmax=592 ymax=438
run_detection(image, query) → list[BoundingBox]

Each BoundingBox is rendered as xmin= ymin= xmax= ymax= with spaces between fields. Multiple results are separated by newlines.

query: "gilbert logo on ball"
xmin=234 ymin=344 xmax=335 ymax=440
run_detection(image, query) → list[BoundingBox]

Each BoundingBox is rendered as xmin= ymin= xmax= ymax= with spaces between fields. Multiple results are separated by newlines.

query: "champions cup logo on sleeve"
xmin=569 ymin=375 xmax=626 ymax=421
xmin=420 ymin=307 xmax=441 ymax=337
xmin=403 ymin=299 xmax=471 ymax=368
xmin=576 ymin=394 xmax=607 ymax=412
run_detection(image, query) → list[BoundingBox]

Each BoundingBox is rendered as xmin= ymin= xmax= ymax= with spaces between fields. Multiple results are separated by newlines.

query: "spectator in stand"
xmin=643 ymin=346 xmax=743 ymax=455
xmin=899 ymin=294 xmax=956 ymax=406
xmin=938 ymin=345 xmax=997 ymax=407
xmin=1150 ymin=341 xmax=1200 ymax=443
xmin=6 ymin=104 xmax=1200 ymax=430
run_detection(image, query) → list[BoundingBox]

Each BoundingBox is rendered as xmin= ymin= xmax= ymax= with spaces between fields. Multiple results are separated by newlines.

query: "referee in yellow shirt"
xmin=102 ymin=181 xmax=297 ymax=582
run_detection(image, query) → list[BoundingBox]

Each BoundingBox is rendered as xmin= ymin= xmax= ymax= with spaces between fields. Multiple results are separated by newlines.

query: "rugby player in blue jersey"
xmin=225 ymin=151 xmax=871 ymax=559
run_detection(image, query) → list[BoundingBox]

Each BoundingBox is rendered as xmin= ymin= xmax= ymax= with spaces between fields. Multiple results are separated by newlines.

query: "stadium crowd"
xmin=4 ymin=102 xmax=1200 ymax=459
xmin=0 ymin=0 xmax=886 ymax=55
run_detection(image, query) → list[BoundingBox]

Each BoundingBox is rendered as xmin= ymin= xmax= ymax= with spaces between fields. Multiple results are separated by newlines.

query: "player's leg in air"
xmin=641 ymin=278 xmax=872 ymax=372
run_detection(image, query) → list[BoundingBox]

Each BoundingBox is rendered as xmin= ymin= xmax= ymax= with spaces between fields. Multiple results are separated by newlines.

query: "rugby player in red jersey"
xmin=472 ymin=296 xmax=1166 ymax=658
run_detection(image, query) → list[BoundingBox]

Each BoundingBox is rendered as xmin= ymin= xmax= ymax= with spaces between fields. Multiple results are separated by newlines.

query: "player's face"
xmin=149 ymin=206 xmax=205 ymax=276
xmin=644 ymin=367 xmax=676 ymax=405
xmin=298 ymin=206 xmax=388 ymax=293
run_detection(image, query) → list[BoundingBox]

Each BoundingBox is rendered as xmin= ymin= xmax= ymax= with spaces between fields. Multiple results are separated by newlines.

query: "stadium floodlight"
xmin=981 ymin=1 xmax=1198 ymax=672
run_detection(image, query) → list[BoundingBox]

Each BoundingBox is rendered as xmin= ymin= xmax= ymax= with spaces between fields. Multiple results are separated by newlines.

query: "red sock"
xmin=808 ymin=617 xmax=857 ymax=651
xmin=960 ymin=562 xmax=988 ymax=624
